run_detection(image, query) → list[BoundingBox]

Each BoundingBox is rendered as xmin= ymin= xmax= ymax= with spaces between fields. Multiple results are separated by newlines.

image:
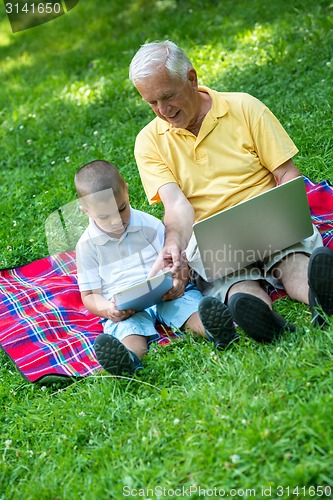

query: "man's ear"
xmin=187 ymin=68 xmax=198 ymax=90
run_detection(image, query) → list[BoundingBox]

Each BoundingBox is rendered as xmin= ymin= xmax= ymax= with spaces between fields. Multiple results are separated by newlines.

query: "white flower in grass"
xmin=28 ymin=450 xmax=34 ymax=457
xmin=65 ymin=156 xmax=70 ymax=163
xmin=5 ymin=440 xmax=12 ymax=448
xmin=27 ymin=139 xmax=32 ymax=145
xmin=93 ymin=130 xmax=98 ymax=135
xmin=13 ymin=220 xmax=16 ymax=227
xmin=51 ymin=161 xmax=55 ymax=165
xmin=173 ymin=418 xmax=180 ymax=425
xmin=83 ymin=143 xmax=88 ymax=148
xmin=79 ymin=411 xmax=85 ymax=416
xmin=19 ymin=125 xmax=24 ymax=129
xmin=230 ymin=453 xmax=240 ymax=464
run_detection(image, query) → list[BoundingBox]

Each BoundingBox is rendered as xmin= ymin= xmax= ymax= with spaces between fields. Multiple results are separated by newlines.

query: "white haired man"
xmin=129 ymin=40 xmax=333 ymax=345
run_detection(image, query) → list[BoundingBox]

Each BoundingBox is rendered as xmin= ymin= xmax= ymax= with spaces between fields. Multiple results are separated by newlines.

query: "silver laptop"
xmin=193 ymin=177 xmax=313 ymax=281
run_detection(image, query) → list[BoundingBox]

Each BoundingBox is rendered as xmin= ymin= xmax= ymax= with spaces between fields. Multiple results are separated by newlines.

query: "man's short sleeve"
xmin=252 ymin=105 xmax=299 ymax=172
xmin=134 ymin=125 xmax=178 ymax=205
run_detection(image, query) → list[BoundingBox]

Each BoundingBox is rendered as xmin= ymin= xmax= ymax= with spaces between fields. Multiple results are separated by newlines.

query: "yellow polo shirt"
xmin=134 ymin=88 xmax=299 ymax=222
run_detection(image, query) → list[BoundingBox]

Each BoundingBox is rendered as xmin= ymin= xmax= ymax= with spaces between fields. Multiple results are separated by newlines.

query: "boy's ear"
xmin=79 ymin=205 xmax=90 ymax=216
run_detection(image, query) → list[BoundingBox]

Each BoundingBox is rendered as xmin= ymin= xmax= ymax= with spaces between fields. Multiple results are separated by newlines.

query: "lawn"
xmin=0 ymin=0 xmax=333 ymax=498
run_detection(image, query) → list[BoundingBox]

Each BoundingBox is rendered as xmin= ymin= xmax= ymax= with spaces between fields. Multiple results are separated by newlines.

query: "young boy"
xmin=74 ymin=160 xmax=238 ymax=376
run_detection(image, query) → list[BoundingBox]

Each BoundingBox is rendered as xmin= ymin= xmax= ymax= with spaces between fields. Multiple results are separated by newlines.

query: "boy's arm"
xmin=81 ymin=289 xmax=134 ymax=323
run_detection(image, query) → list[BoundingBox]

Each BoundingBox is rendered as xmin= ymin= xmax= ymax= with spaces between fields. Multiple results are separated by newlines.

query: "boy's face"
xmin=82 ymin=185 xmax=131 ymax=238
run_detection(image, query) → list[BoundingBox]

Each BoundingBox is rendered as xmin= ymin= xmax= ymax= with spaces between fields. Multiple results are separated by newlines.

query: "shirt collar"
xmin=156 ymin=86 xmax=229 ymax=135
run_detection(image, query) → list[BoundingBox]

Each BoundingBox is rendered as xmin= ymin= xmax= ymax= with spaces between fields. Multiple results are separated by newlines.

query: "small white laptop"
xmin=113 ymin=271 xmax=173 ymax=311
xmin=193 ymin=177 xmax=313 ymax=281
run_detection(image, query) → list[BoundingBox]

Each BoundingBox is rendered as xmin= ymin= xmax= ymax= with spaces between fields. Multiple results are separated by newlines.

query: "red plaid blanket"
xmin=0 ymin=176 xmax=332 ymax=383
xmin=305 ymin=177 xmax=333 ymax=248
xmin=0 ymin=252 xmax=180 ymax=383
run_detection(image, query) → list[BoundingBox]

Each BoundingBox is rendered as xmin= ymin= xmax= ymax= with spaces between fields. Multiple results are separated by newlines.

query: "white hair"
xmin=129 ymin=40 xmax=193 ymax=84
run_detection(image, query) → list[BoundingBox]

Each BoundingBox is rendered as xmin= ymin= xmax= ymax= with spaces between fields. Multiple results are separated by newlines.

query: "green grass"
xmin=0 ymin=0 xmax=333 ymax=498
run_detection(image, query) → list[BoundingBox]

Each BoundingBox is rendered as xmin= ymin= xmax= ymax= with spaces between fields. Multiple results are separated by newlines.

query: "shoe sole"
xmin=228 ymin=293 xmax=285 ymax=343
xmin=94 ymin=334 xmax=140 ymax=375
xmin=198 ymin=296 xmax=239 ymax=348
xmin=308 ymin=247 xmax=333 ymax=325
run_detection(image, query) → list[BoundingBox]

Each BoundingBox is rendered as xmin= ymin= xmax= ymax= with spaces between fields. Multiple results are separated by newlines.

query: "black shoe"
xmin=94 ymin=334 xmax=143 ymax=375
xmin=308 ymin=247 xmax=333 ymax=327
xmin=228 ymin=293 xmax=296 ymax=343
xmin=198 ymin=296 xmax=239 ymax=349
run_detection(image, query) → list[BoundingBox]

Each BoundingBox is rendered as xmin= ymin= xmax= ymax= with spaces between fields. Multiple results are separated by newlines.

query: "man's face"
xmin=135 ymin=67 xmax=199 ymax=130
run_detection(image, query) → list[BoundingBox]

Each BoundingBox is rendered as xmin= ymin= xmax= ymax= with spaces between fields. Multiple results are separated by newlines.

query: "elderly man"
xmin=129 ymin=40 xmax=333 ymax=346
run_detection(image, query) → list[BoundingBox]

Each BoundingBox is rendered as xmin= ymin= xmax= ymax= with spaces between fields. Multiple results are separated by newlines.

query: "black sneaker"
xmin=198 ymin=296 xmax=239 ymax=349
xmin=94 ymin=334 xmax=143 ymax=375
xmin=228 ymin=293 xmax=295 ymax=343
xmin=308 ymin=247 xmax=333 ymax=327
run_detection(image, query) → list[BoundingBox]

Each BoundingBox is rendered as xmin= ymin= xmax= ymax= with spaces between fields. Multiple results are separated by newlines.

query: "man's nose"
xmin=158 ymin=101 xmax=170 ymax=116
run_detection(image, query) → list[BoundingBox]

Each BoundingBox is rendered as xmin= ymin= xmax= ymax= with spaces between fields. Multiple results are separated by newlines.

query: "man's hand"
xmin=148 ymin=246 xmax=187 ymax=277
xmin=162 ymin=261 xmax=191 ymax=301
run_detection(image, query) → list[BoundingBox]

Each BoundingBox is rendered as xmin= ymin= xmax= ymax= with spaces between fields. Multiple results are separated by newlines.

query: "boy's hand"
xmin=162 ymin=277 xmax=185 ymax=301
xmin=107 ymin=298 xmax=135 ymax=322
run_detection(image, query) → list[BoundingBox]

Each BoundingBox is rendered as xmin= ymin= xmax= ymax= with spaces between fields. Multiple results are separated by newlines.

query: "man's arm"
xmin=148 ymin=182 xmax=194 ymax=276
xmin=273 ymin=159 xmax=302 ymax=184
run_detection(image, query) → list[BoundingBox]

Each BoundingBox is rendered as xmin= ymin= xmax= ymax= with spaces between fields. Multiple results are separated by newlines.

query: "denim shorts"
xmin=103 ymin=284 xmax=203 ymax=343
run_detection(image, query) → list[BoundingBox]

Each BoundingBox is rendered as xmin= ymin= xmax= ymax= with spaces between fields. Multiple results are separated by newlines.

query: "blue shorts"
xmin=103 ymin=284 xmax=203 ymax=343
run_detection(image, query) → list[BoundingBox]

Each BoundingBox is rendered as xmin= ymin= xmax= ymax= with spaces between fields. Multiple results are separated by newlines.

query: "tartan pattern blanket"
xmin=0 ymin=252 xmax=180 ymax=383
xmin=0 ymin=176 xmax=332 ymax=383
